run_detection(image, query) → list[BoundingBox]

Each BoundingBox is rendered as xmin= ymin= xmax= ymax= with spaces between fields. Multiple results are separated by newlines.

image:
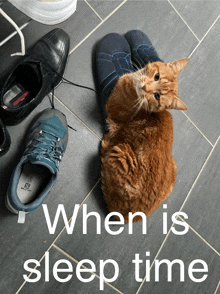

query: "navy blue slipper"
xmin=124 ymin=30 xmax=163 ymax=69
xmin=95 ymin=33 xmax=133 ymax=123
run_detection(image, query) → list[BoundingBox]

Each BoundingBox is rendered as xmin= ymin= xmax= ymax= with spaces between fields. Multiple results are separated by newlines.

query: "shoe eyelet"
xmin=57 ymin=138 xmax=60 ymax=142
xmin=39 ymin=130 xmax=43 ymax=134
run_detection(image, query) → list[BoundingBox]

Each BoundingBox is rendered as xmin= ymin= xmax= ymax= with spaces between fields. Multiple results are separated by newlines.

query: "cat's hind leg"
xmin=102 ymin=143 xmax=140 ymax=223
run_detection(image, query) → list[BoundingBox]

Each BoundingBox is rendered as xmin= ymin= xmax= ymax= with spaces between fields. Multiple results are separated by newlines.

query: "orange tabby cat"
xmin=101 ymin=59 xmax=189 ymax=223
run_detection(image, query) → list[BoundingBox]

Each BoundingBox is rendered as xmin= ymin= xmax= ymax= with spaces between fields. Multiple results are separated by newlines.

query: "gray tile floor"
xmin=0 ymin=1 xmax=220 ymax=293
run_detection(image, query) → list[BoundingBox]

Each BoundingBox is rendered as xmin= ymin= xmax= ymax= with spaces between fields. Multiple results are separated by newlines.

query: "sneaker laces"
xmin=0 ymin=9 xmax=96 ymax=96
xmin=25 ymin=54 xmax=97 ymax=131
xmin=24 ymin=54 xmax=96 ymax=107
xmin=27 ymin=130 xmax=64 ymax=170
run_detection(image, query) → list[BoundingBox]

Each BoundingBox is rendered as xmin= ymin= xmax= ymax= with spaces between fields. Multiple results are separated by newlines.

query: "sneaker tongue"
xmin=28 ymin=153 xmax=57 ymax=174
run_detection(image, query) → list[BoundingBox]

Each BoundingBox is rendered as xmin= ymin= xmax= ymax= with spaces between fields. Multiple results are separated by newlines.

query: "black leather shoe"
xmin=0 ymin=28 xmax=70 ymax=125
xmin=0 ymin=117 xmax=10 ymax=157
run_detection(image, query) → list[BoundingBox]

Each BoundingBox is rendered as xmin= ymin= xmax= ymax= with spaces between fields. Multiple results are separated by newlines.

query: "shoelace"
xmin=27 ymin=130 xmax=64 ymax=170
xmin=25 ymin=54 xmax=97 ymax=131
xmin=25 ymin=54 xmax=96 ymax=107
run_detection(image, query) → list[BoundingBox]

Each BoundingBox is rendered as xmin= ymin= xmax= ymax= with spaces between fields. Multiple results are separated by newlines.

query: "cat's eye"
xmin=154 ymin=73 xmax=160 ymax=81
xmin=154 ymin=93 xmax=160 ymax=100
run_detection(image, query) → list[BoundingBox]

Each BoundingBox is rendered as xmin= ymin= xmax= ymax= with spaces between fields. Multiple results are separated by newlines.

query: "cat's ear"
xmin=170 ymin=58 xmax=189 ymax=75
xmin=171 ymin=96 xmax=188 ymax=110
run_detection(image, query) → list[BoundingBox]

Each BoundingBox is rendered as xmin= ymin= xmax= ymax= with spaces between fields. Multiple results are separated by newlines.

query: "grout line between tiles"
xmin=136 ymin=222 xmax=175 ymax=294
xmin=214 ymin=280 xmax=220 ymax=294
xmin=15 ymin=247 xmax=48 ymax=294
xmin=51 ymin=177 xmax=101 ymax=248
xmin=178 ymin=216 xmax=220 ymax=257
xmin=84 ymin=0 xmax=103 ymax=21
xmin=181 ymin=111 xmax=214 ymax=147
xmin=136 ymin=133 xmax=219 ymax=293
xmin=137 ymin=212 xmax=220 ymax=294
xmin=54 ymin=95 xmax=102 ymax=141
xmin=69 ymin=0 xmax=127 ymax=55
xmin=49 ymin=178 xmax=101 ymax=246
xmin=15 ymin=178 xmax=101 ymax=294
xmin=188 ymin=14 xmax=220 ymax=59
xmin=179 ymin=136 xmax=220 ymax=213
xmin=52 ymin=243 xmax=124 ymax=294
xmin=168 ymin=0 xmax=200 ymax=42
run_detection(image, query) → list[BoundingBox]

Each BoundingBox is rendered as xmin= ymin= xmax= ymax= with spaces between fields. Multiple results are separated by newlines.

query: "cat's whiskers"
xmin=130 ymin=60 xmax=142 ymax=72
xmin=131 ymin=62 xmax=146 ymax=80
xmin=130 ymin=100 xmax=142 ymax=120
xmin=132 ymin=59 xmax=143 ymax=72
xmin=130 ymin=92 xmax=149 ymax=120
xmin=125 ymin=68 xmax=136 ymax=75
xmin=124 ymin=63 xmax=146 ymax=78
xmin=133 ymin=96 xmax=142 ymax=110
xmin=132 ymin=69 xmax=146 ymax=88
xmin=131 ymin=70 xmax=142 ymax=81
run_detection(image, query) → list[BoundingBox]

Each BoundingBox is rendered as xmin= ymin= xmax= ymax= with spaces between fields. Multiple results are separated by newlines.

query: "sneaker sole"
xmin=5 ymin=192 xmax=30 ymax=218
xmin=5 ymin=191 xmax=19 ymax=214
xmin=8 ymin=0 xmax=77 ymax=25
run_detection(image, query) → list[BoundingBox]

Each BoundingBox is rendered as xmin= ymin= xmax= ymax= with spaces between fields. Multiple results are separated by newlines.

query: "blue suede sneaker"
xmin=124 ymin=30 xmax=163 ymax=68
xmin=95 ymin=33 xmax=133 ymax=123
xmin=6 ymin=108 xmax=68 ymax=223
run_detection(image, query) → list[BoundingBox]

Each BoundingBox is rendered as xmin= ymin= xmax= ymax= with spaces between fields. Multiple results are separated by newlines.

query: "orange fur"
xmin=101 ymin=59 xmax=189 ymax=223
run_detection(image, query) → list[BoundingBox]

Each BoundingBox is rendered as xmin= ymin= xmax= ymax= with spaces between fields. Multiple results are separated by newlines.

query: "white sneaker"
xmin=8 ymin=0 xmax=77 ymax=25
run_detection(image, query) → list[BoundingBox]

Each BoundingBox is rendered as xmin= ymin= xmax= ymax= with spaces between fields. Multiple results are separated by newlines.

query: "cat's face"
xmin=133 ymin=58 xmax=189 ymax=113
